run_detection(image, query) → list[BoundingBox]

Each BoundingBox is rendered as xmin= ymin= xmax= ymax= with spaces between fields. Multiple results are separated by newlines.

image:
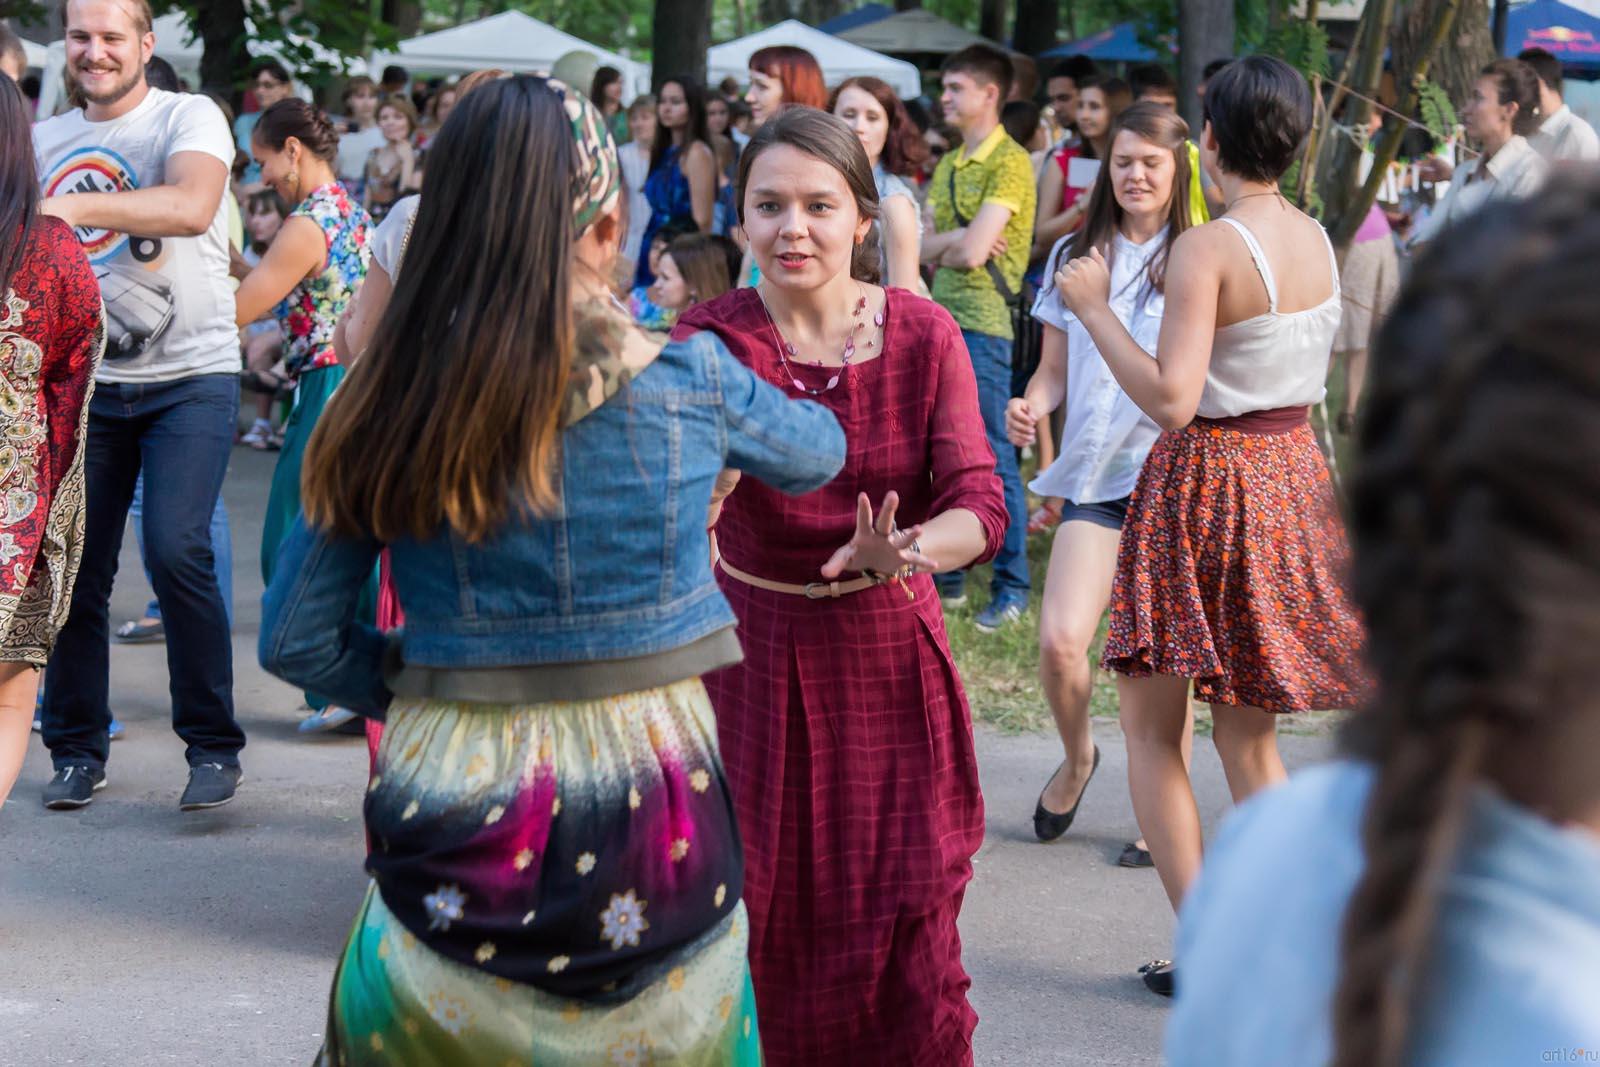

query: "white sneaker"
xmin=241 ymin=420 xmax=273 ymax=449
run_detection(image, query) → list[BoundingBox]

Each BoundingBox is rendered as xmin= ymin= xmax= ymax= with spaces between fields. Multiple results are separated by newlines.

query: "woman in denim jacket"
xmin=259 ymin=77 xmax=845 ymax=1066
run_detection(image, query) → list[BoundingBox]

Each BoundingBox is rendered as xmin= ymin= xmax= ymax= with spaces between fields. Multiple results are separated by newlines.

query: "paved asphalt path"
xmin=0 ymin=448 xmax=1334 ymax=1066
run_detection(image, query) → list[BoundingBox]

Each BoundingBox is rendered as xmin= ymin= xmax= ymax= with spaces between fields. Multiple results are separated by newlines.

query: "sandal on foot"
xmin=1118 ymin=841 xmax=1154 ymax=868
xmin=1032 ymin=745 xmax=1100 ymax=842
xmin=114 ymin=618 xmax=165 ymax=643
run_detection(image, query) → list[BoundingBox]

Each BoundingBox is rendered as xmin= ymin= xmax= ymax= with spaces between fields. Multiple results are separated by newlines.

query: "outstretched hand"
xmin=820 ymin=492 xmax=938 ymax=580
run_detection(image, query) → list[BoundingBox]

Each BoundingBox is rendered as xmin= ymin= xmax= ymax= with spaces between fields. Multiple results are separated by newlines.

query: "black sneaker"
xmin=179 ymin=762 xmax=242 ymax=811
xmin=43 ymin=764 xmax=107 ymax=809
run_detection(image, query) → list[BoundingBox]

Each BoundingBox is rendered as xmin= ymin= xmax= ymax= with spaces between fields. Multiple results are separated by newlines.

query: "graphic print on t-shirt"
xmin=42 ymin=146 xmax=175 ymax=361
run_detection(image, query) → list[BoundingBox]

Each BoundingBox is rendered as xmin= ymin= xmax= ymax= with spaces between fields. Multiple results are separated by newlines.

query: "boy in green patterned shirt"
xmin=921 ymin=43 xmax=1037 ymax=631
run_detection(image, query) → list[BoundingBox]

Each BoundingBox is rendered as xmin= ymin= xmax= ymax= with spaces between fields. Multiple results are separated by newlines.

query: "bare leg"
xmin=1132 ymin=699 xmax=1194 ymax=853
xmin=1037 ymin=521 xmax=1121 ymax=811
xmin=1120 ymin=673 xmax=1203 ymax=911
xmin=1209 ymin=703 xmax=1287 ymax=805
xmin=0 ymin=663 xmax=42 ymax=809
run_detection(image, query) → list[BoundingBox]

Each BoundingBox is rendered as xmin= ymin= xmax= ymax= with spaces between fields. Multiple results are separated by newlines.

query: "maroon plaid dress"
xmin=674 ymin=289 xmax=1006 ymax=1066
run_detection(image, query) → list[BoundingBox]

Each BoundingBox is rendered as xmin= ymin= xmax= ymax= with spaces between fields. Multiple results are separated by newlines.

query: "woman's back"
xmin=1197 ymin=205 xmax=1341 ymax=419
xmin=1167 ymin=761 xmax=1600 ymax=1067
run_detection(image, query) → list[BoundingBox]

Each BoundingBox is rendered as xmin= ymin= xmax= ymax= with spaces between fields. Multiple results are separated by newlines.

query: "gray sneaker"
xmin=43 ymin=765 xmax=107 ymax=810
xmin=179 ymin=762 xmax=242 ymax=811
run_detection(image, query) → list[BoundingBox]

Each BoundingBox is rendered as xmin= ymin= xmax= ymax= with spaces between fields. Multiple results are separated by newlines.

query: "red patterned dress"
xmin=0 ymin=217 xmax=104 ymax=664
xmin=673 ymin=288 xmax=1007 ymax=1066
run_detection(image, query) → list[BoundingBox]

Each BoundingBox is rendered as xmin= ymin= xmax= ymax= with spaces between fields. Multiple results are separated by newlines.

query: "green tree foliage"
xmin=1415 ymin=77 xmax=1457 ymax=148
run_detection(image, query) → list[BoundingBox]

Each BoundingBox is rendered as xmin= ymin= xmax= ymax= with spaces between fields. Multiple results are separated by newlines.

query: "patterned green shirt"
xmin=928 ymin=125 xmax=1038 ymax=340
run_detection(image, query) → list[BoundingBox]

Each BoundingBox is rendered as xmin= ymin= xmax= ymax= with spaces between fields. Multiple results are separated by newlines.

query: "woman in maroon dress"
xmin=672 ymin=108 xmax=1006 ymax=1065
xmin=0 ymin=75 xmax=104 ymax=806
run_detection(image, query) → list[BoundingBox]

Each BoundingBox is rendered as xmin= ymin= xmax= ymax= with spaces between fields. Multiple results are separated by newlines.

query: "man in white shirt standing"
xmin=1520 ymin=46 xmax=1600 ymax=162
xmin=34 ymin=0 xmax=245 ymax=812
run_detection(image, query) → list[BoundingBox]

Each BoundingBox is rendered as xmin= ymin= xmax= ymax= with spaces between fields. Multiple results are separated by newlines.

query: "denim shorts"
xmin=1062 ymin=496 xmax=1131 ymax=531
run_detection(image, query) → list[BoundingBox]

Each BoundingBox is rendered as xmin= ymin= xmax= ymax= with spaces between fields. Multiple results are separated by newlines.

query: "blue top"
xmin=635 ymin=145 xmax=694 ymax=287
xmin=1168 ymin=760 xmax=1600 ymax=1066
xmin=234 ymin=111 xmax=262 ymax=184
xmin=259 ymin=328 xmax=847 ymax=713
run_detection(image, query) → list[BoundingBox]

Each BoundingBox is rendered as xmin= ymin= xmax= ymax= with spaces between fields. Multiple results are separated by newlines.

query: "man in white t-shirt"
xmin=1519 ymin=47 xmax=1600 ymax=163
xmin=34 ymin=0 xmax=245 ymax=812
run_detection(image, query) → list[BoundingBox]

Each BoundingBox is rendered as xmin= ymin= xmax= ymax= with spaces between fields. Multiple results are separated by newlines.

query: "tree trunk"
xmin=381 ymin=0 xmax=423 ymax=39
xmin=653 ymin=0 xmax=711 ymax=89
xmin=732 ymin=0 xmax=747 ymax=36
xmin=194 ymin=0 xmax=248 ymax=99
xmin=757 ymin=0 xmax=790 ymax=25
xmin=1321 ymin=0 xmax=1397 ymax=230
xmin=980 ymin=0 xmax=1005 ymax=43
xmin=1178 ymin=0 xmax=1234 ymax=132
xmin=800 ymin=0 xmax=847 ymax=24
xmin=1331 ymin=0 xmax=1463 ymax=247
xmin=894 ymin=0 xmax=922 ymax=9
xmin=1013 ymin=0 xmax=1058 ymax=55
xmin=1391 ymin=0 xmax=1493 ymax=111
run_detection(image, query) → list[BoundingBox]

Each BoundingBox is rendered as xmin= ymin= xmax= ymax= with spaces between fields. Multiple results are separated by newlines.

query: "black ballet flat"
xmin=1139 ymin=959 xmax=1176 ymax=998
xmin=1032 ymin=745 xmax=1101 ymax=842
xmin=1118 ymin=841 xmax=1154 ymax=868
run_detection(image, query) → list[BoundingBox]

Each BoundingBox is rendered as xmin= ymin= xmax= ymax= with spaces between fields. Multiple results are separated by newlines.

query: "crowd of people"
xmin=2 ymin=1 xmax=1598 ymax=1064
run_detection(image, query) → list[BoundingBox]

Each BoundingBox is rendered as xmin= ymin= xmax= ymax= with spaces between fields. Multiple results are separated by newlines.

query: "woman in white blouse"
xmin=1416 ymin=59 xmax=1548 ymax=244
xmin=1006 ymin=103 xmax=1196 ymax=857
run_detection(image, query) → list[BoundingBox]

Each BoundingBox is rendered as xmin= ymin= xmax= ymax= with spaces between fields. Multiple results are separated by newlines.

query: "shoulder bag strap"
xmin=946 ymin=156 xmax=1017 ymax=306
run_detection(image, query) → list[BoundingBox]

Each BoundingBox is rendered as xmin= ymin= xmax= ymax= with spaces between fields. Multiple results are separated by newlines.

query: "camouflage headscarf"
xmin=544 ymin=77 xmax=621 ymax=238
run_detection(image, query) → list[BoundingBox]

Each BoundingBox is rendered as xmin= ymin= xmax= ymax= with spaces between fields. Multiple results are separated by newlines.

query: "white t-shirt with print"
xmin=33 ymin=88 xmax=238 ymax=384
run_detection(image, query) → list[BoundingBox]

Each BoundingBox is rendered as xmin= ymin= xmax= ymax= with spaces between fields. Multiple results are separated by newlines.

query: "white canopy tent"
xmin=836 ymin=10 xmax=993 ymax=55
xmin=707 ymin=20 xmax=921 ymax=99
xmin=369 ymin=12 xmax=649 ymax=94
xmin=19 ymin=34 xmax=47 ymax=69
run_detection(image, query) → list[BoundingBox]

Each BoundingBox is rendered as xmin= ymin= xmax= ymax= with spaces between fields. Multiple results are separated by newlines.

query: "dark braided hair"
xmin=1331 ymin=170 xmax=1600 ymax=1067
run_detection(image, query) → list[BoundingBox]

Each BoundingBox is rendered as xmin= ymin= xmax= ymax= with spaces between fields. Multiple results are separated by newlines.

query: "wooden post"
xmin=1330 ymin=0 xmax=1462 ymax=247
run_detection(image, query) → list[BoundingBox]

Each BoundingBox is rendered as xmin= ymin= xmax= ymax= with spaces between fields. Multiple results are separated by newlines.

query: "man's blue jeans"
xmin=937 ymin=330 xmax=1031 ymax=601
xmin=130 ymin=472 xmax=233 ymax=628
xmin=43 ymin=374 xmax=245 ymax=771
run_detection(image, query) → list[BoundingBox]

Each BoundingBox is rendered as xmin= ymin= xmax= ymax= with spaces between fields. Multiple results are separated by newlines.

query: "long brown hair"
xmin=828 ymin=76 xmax=929 ymax=177
xmin=663 ymin=232 xmax=732 ymax=306
xmin=1058 ymin=103 xmax=1193 ymax=298
xmin=0 ymin=74 xmax=37 ymax=298
xmin=1331 ymin=171 xmax=1600 ymax=1067
xmin=302 ymin=76 xmax=576 ymax=542
xmin=735 ymin=107 xmax=882 ymax=284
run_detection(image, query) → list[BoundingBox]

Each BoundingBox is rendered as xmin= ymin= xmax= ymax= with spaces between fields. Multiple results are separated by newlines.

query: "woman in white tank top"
xmin=1055 ymin=56 xmax=1370 ymax=997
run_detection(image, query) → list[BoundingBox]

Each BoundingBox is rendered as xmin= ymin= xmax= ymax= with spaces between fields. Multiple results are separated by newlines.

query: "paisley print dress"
xmin=0 ymin=217 xmax=104 ymax=665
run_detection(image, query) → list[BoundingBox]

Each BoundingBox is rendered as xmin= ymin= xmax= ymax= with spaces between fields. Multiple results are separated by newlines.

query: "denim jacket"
xmin=259 ymin=328 xmax=846 ymax=715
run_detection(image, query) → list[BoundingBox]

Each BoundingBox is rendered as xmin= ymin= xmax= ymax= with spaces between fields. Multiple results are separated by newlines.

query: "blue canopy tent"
xmin=819 ymin=3 xmax=893 ymax=35
xmin=1040 ymin=22 xmax=1172 ymax=62
xmin=1503 ymin=0 xmax=1600 ymax=68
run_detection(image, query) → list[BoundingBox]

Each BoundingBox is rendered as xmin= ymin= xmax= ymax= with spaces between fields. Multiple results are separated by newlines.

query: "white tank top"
xmin=1196 ymin=216 xmax=1342 ymax=419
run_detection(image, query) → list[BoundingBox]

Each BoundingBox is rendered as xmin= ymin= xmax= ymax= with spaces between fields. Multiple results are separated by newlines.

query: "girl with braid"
xmin=1166 ymin=172 xmax=1600 ymax=1064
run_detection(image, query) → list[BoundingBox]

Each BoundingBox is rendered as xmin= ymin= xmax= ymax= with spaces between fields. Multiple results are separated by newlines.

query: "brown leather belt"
xmin=717 ymin=558 xmax=878 ymax=600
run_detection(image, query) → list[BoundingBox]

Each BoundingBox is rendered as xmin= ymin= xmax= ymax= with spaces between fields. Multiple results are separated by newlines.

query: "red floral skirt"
xmin=1101 ymin=419 xmax=1370 ymax=712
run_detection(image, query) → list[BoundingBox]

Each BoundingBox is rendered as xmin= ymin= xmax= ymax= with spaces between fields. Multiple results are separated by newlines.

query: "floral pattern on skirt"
xmin=320 ymin=887 xmax=760 ymax=1066
xmin=1101 ymin=421 xmax=1370 ymax=712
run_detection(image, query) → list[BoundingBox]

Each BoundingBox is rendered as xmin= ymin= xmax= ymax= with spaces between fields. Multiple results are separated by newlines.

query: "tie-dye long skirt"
xmin=316 ymin=678 xmax=763 ymax=1066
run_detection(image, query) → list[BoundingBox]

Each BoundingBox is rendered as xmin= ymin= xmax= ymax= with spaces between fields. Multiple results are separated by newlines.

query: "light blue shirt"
xmin=1168 ymin=760 xmax=1600 ymax=1067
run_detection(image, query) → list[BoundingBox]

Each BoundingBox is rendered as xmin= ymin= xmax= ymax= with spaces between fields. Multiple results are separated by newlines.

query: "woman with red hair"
xmin=831 ymin=75 xmax=930 ymax=291
xmin=745 ymin=45 xmax=827 ymax=127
